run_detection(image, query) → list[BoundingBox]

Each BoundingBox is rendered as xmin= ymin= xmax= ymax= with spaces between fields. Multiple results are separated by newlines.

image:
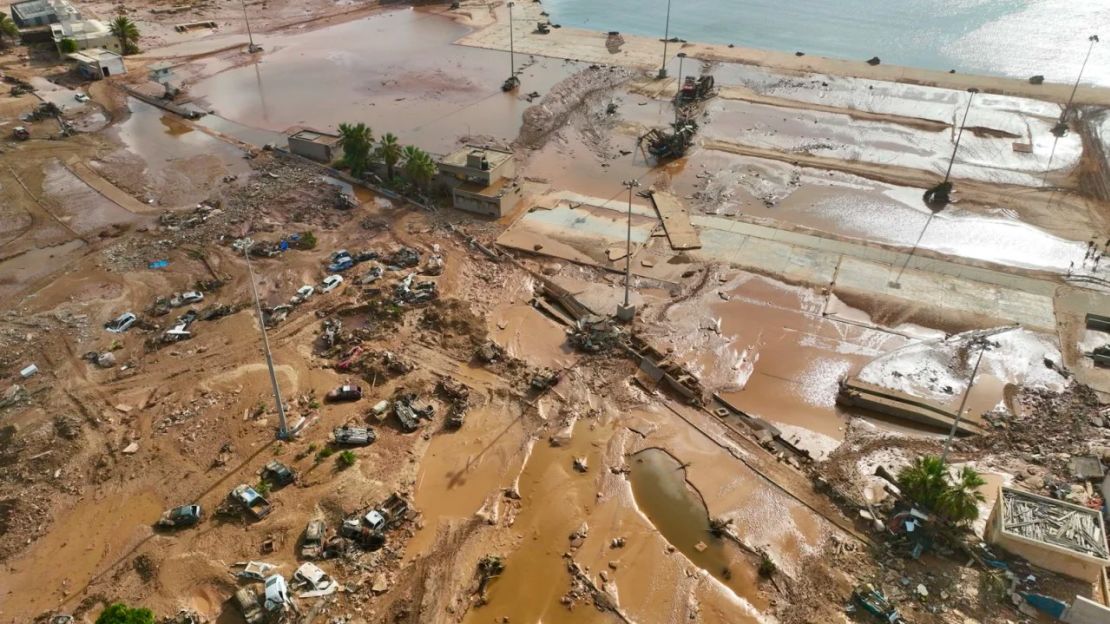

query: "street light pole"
xmin=657 ymin=0 xmax=672 ymax=79
xmin=895 ymin=88 xmax=977 ymax=288
xmin=508 ymin=2 xmax=515 ymax=79
xmin=943 ymin=87 xmax=978 ymax=186
xmin=1056 ymin=34 xmax=1100 ymax=135
xmin=241 ymin=0 xmax=258 ymax=52
xmin=940 ymin=326 xmax=1018 ymax=462
xmin=244 ymin=248 xmax=289 ymax=439
xmin=675 ymin=52 xmax=687 ymax=123
xmin=617 ymin=179 xmax=640 ymax=322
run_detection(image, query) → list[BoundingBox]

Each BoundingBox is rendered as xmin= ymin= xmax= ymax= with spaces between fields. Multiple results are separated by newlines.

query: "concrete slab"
xmin=650 ymin=191 xmax=700 ymax=250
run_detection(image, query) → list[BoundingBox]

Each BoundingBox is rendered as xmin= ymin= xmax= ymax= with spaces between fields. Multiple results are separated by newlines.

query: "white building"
xmin=52 ymin=17 xmax=119 ymax=54
xmin=69 ymin=48 xmax=126 ymax=80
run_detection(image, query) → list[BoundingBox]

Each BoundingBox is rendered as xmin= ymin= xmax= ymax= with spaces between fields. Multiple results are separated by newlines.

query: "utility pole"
xmin=244 ymin=248 xmax=289 ymax=440
xmin=241 ymin=0 xmax=260 ymax=53
xmin=617 ymin=179 xmax=640 ymax=322
xmin=893 ymin=87 xmax=977 ymax=288
xmin=675 ymin=51 xmax=687 ymax=123
xmin=940 ymin=326 xmax=1017 ymax=462
xmin=657 ymin=0 xmax=672 ymax=79
xmin=508 ymin=2 xmax=515 ymax=78
xmin=1055 ymin=34 xmax=1099 ymax=136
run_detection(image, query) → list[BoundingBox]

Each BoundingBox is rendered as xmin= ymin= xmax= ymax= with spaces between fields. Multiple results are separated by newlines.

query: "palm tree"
xmin=109 ymin=15 xmax=140 ymax=55
xmin=897 ymin=455 xmax=949 ymax=512
xmin=898 ymin=455 xmax=987 ymax=525
xmin=937 ymin=465 xmax=987 ymax=524
xmin=375 ymin=133 xmax=402 ymax=181
xmin=337 ymin=122 xmax=373 ymax=178
xmin=0 ymin=13 xmax=19 ymax=48
xmin=401 ymin=145 xmax=437 ymax=191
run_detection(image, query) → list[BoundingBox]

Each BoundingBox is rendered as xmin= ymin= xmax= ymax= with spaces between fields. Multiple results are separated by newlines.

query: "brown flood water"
xmin=190 ymin=8 xmax=583 ymax=155
xmin=465 ymin=418 xmax=614 ymax=624
xmin=628 ymin=448 xmax=763 ymax=602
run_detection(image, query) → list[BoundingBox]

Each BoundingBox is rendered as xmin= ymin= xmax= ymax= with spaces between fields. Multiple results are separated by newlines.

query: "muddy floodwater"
xmin=629 ymin=448 xmax=759 ymax=596
xmin=190 ymin=8 xmax=581 ymax=154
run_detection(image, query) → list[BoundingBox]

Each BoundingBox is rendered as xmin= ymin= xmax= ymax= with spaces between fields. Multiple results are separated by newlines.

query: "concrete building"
xmin=986 ymin=487 xmax=1110 ymax=582
xmin=287 ymin=129 xmax=341 ymax=164
xmin=51 ymin=17 xmax=119 ymax=54
xmin=69 ymin=48 xmax=125 ymax=80
xmin=9 ymin=0 xmax=78 ymax=28
xmin=438 ymin=146 xmax=519 ymax=218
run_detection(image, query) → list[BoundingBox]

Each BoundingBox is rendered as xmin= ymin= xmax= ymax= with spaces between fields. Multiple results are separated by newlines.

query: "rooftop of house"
xmin=68 ymin=47 xmax=122 ymax=64
xmin=15 ymin=0 xmax=81 ymax=21
xmin=289 ymin=129 xmax=341 ymax=145
xmin=440 ymin=146 xmax=513 ymax=171
xmin=51 ymin=18 xmax=110 ymax=40
xmin=456 ymin=177 xmax=512 ymax=197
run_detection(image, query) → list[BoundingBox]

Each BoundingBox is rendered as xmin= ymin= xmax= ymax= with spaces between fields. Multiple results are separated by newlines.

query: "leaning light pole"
xmin=1054 ymin=34 xmax=1099 ymax=136
xmin=241 ymin=0 xmax=260 ymax=53
xmin=893 ymin=87 xmax=978 ymax=288
xmin=657 ymin=0 xmax=673 ymax=79
xmin=244 ymin=248 xmax=289 ymax=440
xmin=501 ymin=2 xmax=520 ymax=91
xmin=674 ymin=51 xmax=687 ymax=122
xmin=940 ymin=326 xmax=1018 ymax=462
xmin=617 ymin=179 xmax=640 ymax=322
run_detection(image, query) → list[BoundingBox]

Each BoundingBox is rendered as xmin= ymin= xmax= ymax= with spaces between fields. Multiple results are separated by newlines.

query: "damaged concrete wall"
xmin=1062 ymin=596 xmax=1110 ymax=624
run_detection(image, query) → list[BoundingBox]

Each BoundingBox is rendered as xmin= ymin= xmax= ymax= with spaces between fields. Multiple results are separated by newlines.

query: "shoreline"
xmin=453 ymin=0 xmax=1110 ymax=107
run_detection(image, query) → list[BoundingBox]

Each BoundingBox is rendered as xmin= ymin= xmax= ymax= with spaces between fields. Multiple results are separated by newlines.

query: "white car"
xmin=291 ymin=285 xmax=314 ymax=304
xmin=263 ymin=575 xmax=289 ymax=612
xmin=105 ymin=312 xmax=137 ymax=333
xmin=179 ymin=291 xmax=204 ymax=304
xmin=321 ymin=275 xmax=343 ymax=293
xmin=293 ymin=562 xmax=338 ymax=598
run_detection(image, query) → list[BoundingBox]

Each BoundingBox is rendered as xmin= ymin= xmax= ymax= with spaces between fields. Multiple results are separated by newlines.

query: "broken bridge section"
xmin=649 ymin=190 xmax=701 ymax=251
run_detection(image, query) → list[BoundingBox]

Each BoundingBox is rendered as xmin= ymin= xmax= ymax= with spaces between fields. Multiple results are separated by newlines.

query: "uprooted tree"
xmin=896 ymin=455 xmax=986 ymax=525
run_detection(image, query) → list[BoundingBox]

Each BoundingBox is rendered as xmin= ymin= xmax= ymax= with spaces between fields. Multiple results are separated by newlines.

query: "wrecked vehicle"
xmin=300 ymin=519 xmax=327 ymax=560
xmin=358 ymin=263 xmax=384 ymax=285
xmin=261 ymin=460 xmax=296 ymax=486
xmin=262 ymin=574 xmax=290 ymax=612
xmin=233 ymin=587 xmax=266 ymax=624
xmin=336 ymin=346 xmax=364 ymax=370
xmin=293 ymin=562 xmax=338 ymax=598
xmin=530 ymin=368 xmax=562 ymax=391
xmin=333 ymin=425 xmax=376 ymax=446
xmin=326 ymin=384 xmax=362 ymax=403
xmin=105 ymin=312 xmax=137 ymax=333
xmin=387 ymin=247 xmax=420 ymax=269
xmin=170 ymin=291 xmax=204 ymax=307
xmin=475 ymin=340 xmax=505 ymax=364
xmin=236 ymin=560 xmax=278 ymax=582
xmin=319 ymin=318 xmax=342 ymax=350
xmin=263 ymin=305 xmax=292 ymax=327
xmin=230 ymin=484 xmax=272 ymax=520
xmin=291 ymin=285 xmax=314 ymax=304
xmin=394 ymin=273 xmax=438 ymax=304
xmin=199 ymin=304 xmax=234 ymax=321
xmin=156 ymin=504 xmax=202 ymax=529
xmin=321 ymin=274 xmax=344 ymax=293
xmin=392 ymin=395 xmax=433 ymax=433
xmin=328 ymin=257 xmax=354 ymax=273
xmin=364 ymin=493 xmax=411 ymax=531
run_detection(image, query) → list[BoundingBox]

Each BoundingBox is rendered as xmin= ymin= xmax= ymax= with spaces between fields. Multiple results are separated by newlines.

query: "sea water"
xmin=542 ymin=0 xmax=1110 ymax=86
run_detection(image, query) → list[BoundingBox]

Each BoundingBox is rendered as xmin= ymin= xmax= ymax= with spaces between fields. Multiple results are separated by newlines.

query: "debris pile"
xmin=567 ymin=315 xmax=620 ymax=353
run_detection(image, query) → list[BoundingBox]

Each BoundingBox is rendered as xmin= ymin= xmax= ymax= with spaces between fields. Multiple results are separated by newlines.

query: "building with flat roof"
xmin=9 ymin=0 xmax=78 ymax=28
xmin=51 ymin=17 xmax=118 ymax=54
xmin=287 ymin=129 xmax=341 ymax=164
xmin=986 ymin=487 xmax=1110 ymax=582
xmin=438 ymin=146 xmax=519 ymax=217
xmin=68 ymin=48 xmax=125 ymax=80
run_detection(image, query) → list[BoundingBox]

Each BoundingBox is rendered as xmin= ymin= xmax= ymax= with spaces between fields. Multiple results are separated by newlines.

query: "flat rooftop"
xmin=68 ymin=47 xmax=121 ymax=63
xmin=999 ymin=487 xmax=1109 ymax=560
xmin=290 ymin=129 xmax=340 ymax=145
xmin=441 ymin=146 xmax=513 ymax=170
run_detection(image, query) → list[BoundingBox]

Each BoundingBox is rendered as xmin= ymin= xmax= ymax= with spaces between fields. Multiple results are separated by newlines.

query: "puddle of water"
xmin=408 ymin=398 xmax=528 ymax=558
xmin=489 ymin=303 xmax=577 ymax=370
xmin=0 ymin=239 xmax=87 ymax=298
xmin=41 ymin=160 xmax=145 ymax=235
xmin=190 ymin=8 xmax=581 ymax=155
xmin=466 ymin=418 xmax=612 ymax=624
xmin=114 ymin=98 xmax=249 ymax=179
xmin=628 ymin=448 xmax=761 ymax=599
